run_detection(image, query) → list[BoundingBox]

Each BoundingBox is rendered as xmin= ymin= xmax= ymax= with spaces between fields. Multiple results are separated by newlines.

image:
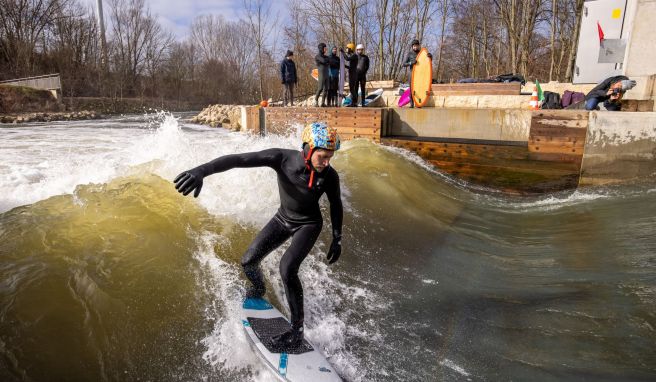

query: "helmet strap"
xmin=303 ymin=145 xmax=316 ymax=189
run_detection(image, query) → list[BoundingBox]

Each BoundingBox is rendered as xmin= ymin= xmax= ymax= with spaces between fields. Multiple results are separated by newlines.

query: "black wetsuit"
xmin=179 ymin=148 xmax=343 ymax=330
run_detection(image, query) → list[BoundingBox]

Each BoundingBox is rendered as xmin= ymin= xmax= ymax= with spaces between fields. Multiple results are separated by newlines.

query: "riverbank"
xmin=0 ymin=110 xmax=101 ymax=124
xmin=0 ymin=84 xmax=209 ymax=123
xmin=190 ymin=104 xmax=246 ymax=130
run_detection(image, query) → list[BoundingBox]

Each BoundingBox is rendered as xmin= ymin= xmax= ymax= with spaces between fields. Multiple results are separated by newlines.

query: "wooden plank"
xmin=431 ymin=83 xmax=520 ymax=95
xmin=528 ymin=144 xmax=584 ymax=155
xmin=531 ymin=110 xmax=589 ymax=119
xmin=336 ymin=127 xmax=380 ymax=135
xmin=529 ymin=126 xmax=588 ymax=138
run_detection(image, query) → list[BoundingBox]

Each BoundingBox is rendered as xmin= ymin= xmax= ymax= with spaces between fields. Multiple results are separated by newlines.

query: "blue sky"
xmin=82 ymin=0 xmax=286 ymax=40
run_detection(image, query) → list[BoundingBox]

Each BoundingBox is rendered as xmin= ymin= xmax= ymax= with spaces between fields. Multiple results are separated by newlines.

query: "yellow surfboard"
xmin=411 ymin=48 xmax=432 ymax=108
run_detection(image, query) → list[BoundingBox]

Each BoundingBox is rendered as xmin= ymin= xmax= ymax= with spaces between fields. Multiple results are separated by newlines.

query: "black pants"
xmin=357 ymin=76 xmax=367 ymax=106
xmin=241 ymin=213 xmax=323 ymax=329
xmin=328 ymin=75 xmax=338 ymax=106
xmin=315 ymin=73 xmax=328 ymax=106
xmin=349 ymin=77 xmax=358 ymax=106
xmin=284 ymin=83 xmax=294 ymax=106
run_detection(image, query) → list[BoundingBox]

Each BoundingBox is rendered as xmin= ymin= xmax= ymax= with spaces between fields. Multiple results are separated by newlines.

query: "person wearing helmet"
xmin=402 ymin=39 xmax=433 ymax=108
xmin=315 ymin=43 xmax=329 ymax=107
xmin=343 ymin=43 xmax=359 ymax=107
xmin=355 ymin=44 xmax=370 ymax=107
xmin=173 ymin=122 xmax=343 ymax=351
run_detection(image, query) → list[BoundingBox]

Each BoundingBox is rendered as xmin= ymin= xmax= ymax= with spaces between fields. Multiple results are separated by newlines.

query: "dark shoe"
xmin=245 ymin=285 xmax=265 ymax=299
xmin=270 ymin=327 xmax=304 ymax=352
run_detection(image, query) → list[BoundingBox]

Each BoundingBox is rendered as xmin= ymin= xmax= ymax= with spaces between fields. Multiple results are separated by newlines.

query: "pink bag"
xmin=398 ymin=88 xmax=411 ymax=107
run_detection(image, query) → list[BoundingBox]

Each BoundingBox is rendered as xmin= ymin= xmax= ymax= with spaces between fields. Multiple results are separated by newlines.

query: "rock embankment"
xmin=191 ymin=104 xmax=243 ymax=130
xmin=0 ymin=110 xmax=101 ymax=124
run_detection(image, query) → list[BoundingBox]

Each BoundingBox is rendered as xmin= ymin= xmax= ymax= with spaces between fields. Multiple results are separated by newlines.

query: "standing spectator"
xmin=327 ymin=46 xmax=340 ymax=107
xmin=585 ymin=75 xmax=636 ymax=111
xmin=280 ymin=50 xmax=297 ymax=107
xmin=314 ymin=43 xmax=329 ymax=107
xmin=402 ymin=39 xmax=432 ymax=108
xmin=355 ymin=44 xmax=369 ymax=107
xmin=343 ymin=43 xmax=358 ymax=107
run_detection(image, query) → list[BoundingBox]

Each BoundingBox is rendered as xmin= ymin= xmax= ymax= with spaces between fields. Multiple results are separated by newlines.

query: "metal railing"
xmin=0 ymin=73 xmax=61 ymax=91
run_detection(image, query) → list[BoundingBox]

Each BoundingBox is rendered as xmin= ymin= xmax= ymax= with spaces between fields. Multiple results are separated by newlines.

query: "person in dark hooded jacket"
xmin=402 ymin=39 xmax=432 ymax=108
xmin=327 ymin=46 xmax=340 ymax=107
xmin=315 ymin=43 xmax=329 ymax=107
xmin=280 ymin=50 xmax=297 ymax=106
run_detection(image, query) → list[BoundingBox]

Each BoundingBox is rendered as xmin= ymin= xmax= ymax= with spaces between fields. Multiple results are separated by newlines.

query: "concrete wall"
xmin=625 ymin=0 xmax=656 ymax=77
xmin=580 ymin=111 xmax=656 ymax=185
xmin=387 ymin=108 xmax=532 ymax=142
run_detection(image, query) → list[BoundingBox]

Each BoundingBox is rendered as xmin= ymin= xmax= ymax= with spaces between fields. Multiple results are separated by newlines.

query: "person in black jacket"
xmin=343 ymin=43 xmax=358 ymax=107
xmin=173 ymin=122 xmax=343 ymax=351
xmin=354 ymin=44 xmax=369 ymax=107
xmin=314 ymin=43 xmax=329 ymax=107
xmin=402 ymin=39 xmax=432 ymax=108
xmin=585 ymin=75 xmax=636 ymax=111
xmin=280 ymin=50 xmax=297 ymax=106
xmin=327 ymin=45 xmax=340 ymax=107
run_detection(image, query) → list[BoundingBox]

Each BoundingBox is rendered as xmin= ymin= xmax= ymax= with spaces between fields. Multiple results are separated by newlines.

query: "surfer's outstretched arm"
xmin=174 ymin=149 xmax=282 ymax=197
xmin=325 ymin=172 xmax=343 ymax=264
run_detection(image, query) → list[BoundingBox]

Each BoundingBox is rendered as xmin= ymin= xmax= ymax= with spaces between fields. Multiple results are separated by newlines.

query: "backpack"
xmin=541 ymin=91 xmax=562 ymax=109
xmin=561 ymin=90 xmax=585 ymax=108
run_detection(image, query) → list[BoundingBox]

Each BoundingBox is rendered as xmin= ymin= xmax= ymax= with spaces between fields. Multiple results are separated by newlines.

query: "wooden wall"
xmin=382 ymin=110 xmax=589 ymax=194
xmin=264 ymin=107 xmax=382 ymax=143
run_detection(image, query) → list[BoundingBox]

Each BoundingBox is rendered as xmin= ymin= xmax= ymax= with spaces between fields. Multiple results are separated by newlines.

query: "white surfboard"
xmin=241 ymin=297 xmax=342 ymax=382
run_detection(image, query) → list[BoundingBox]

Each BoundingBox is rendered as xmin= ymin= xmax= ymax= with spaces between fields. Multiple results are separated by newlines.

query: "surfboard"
xmin=241 ymin=297 xmax=342 ymax=381
xmin=311 ymin=68 xmax=319 ymax=81
xmin=411 ymin=48 xmax=432 ymax=108
xmin=338 ymin=54 xmax=346 ymax=106
xmin=341 ymin=88 xmax=384 ymax=107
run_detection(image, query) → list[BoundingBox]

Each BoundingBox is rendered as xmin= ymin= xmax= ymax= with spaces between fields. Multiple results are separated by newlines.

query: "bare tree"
xmin=243 ymin=0 xmax=278 ymax=100
xmin=0 ymin=0 xmax=69 ymax=76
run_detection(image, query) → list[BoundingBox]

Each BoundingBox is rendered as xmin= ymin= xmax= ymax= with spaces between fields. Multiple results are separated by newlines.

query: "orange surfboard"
xmin=311 ymin=68 xmax=318 ymax=81
xmin=411 ymin=48 xmax=432 ymax=108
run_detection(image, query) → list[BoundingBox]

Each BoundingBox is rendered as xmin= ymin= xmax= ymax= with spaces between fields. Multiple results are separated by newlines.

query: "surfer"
xmin=402 ymin=39 xmax=433 ymax=108
xmin=315 ymin=43 xmax=330 ymax=107
xmin=280 ymin=50 xmax=298 ymax=107
xmin=343 ymin=43 xmax=358 ymax=107
xmin=173 ymin=122 xmax=343 ymax=350
xmin=354 ymin=44 xmax=369 ymax=107
xmin=327 ymin=46 xmax=340 ymax=107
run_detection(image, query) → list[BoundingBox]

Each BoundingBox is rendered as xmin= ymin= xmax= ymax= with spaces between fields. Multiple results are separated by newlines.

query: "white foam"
xmin=439 ymin=358 xmax=471 ymax=377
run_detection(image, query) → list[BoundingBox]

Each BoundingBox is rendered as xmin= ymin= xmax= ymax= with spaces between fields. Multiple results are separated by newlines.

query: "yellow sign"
xmin=612 ymin=8 xmax=621 ymax=19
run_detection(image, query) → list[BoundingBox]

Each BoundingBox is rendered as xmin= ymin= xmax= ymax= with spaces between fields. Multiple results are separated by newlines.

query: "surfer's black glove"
xmin=326 ymin=235 xmax=342 ymax=264
xmin=174 ymin=166 xmax=205 ymax=198
xmin=427 ymin=53 xmax=433 ymax=59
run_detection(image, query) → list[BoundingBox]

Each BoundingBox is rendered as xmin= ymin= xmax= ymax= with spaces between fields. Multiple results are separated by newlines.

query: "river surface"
xmin=1 ymin=114 xmax=655 ymax=381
